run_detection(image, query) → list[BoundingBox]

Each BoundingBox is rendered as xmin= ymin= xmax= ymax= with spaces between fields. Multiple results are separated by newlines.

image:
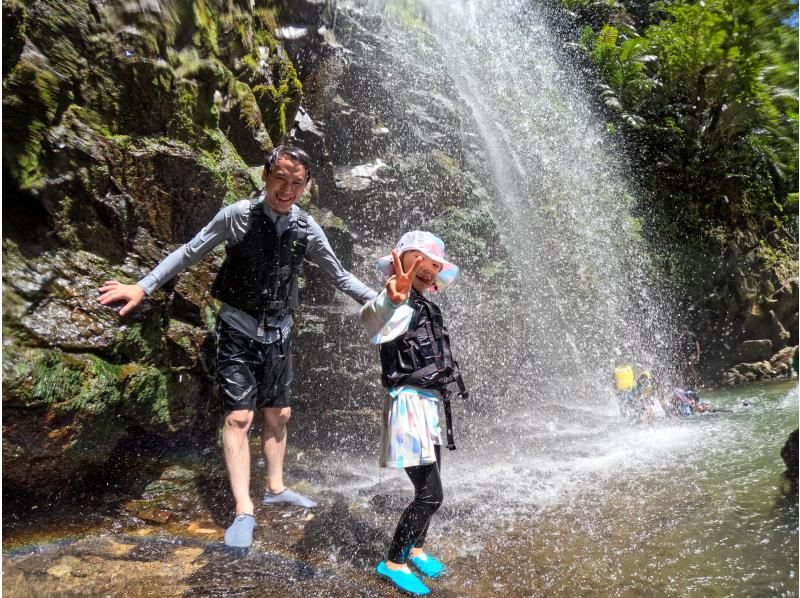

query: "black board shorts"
xmin=215 ymin=317 xmax=294 ymax=412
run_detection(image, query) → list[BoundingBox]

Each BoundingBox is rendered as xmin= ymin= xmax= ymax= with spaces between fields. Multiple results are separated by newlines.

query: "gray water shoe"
xmin=224 ymin=513 xmax=256 ymax=547
xmin=261 ymin=488 xmax=317 ymax=508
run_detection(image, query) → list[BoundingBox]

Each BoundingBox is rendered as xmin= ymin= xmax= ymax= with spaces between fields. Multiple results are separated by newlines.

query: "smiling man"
xmin=97 ymin=145 xmax=377 ymax=547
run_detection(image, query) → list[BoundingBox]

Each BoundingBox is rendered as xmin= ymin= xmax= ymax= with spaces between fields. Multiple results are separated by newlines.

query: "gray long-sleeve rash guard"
xmin=137 ymin=195 xmax=377 ymax=342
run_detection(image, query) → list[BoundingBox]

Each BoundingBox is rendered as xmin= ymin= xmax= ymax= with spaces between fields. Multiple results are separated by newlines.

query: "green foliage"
xmin=574 ymin=0 xmax=798 ymax=240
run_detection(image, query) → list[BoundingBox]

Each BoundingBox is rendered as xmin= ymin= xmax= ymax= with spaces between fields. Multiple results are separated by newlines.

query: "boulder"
xmin=736 ymin=339 xmax=773 ymax=362
xmin=723 ymin=345 xmax=797 ymax=385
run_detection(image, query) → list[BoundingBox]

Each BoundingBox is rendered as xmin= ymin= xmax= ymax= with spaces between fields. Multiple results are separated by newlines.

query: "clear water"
xmin=330 ymin=380 xmax=799 ymax=596
xmin=4 ymin=382 xmax=795 ymax=597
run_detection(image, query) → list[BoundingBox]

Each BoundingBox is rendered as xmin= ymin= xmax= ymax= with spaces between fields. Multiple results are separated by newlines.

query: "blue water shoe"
xmin=410 ymin=553 xmax=446 ymax=578
xmin=376 ymin=561 xmax=430 ymax=595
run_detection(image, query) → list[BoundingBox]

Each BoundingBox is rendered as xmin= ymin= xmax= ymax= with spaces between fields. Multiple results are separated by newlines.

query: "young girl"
xmin=361 ymin=231 xmax=465 ymax=596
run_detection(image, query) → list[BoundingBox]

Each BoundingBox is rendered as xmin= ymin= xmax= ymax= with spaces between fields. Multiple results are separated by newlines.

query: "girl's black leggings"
xmin=387 ymin=444 xmax=443 ymax=563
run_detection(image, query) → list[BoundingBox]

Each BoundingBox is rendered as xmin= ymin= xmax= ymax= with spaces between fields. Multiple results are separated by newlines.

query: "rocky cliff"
xmin=2 ymin=0 xmax=513 ymax=496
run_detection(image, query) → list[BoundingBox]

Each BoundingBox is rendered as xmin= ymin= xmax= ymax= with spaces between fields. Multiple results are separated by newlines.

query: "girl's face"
xmin=401 ymin=250 xmax=442 ymax=292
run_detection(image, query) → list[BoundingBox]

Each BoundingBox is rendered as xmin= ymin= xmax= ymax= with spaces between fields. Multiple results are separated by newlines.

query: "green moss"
xmin=252 ymin=60 xmax=303 ymax=142
xmin=192 ymin=0 xmax=220 ymax=55
xmin=63 ymin=104 xmax=114 ymax=138
xmin=252 ymin=17 xmax=279 ymax=50
xmin=253 ymin=84 xmax=285 ymax=141
xmin=2 ymin=56 xmax=62 ymax=191
xmin=167 ymin=79 xmax=203 ymax=142
xmin=2 ymin=0 xmax=26 ymax=74
xmin=384 ymin=0 xmax=427 ymax=30
xmin=195 ymin=129 xmax=259 ymax=202
xmin=3 ymin=349 xmax=129 ymax=417
xmin=433 ymin=151 xmax=459 ymax=175
xmin=70 ymin=356 xmax=124 ymax=413
xmin=434 ymin=205 xmax=496 ymax=263
xmin=236 ymin=82 xmax=265 ymax=130
xmin=110 ymin=318 xmax=165 ymax=364
xmin=203 ymin=303 xmax=220 ymax=333
xmin=123 ymin=364 xmax=171 ymax=427
xmin=30 ymin=353 xmax=83 ymax=406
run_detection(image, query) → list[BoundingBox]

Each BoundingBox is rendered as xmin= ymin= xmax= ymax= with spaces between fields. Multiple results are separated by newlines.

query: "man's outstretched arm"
xmin=305 ymin=215 xmax=378 ymax=304
xmin=97 ymin=200 xmax=249 ymax=315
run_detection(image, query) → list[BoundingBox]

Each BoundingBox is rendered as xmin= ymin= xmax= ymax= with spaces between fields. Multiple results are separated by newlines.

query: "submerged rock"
xmin=781 ymin=428 xmax=798 ymax=495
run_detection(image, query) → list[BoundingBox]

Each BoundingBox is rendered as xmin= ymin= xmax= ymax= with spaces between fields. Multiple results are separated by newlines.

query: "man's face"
xmin=401 ymin=250 xmax=442 ymax=293
xmin=263 ymin=155 xmax=309 ymax=214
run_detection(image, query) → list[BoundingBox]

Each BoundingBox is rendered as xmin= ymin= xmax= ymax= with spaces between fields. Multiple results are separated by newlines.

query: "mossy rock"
xmin=2 ymin=348 xmax=128 ymax=491
xmin=1 ymin=244 xmax=150 ymax=352
xmin=2 ymin=0 xmax=26 ymax=77
xmin=2 ymin=46 xmax=65 ymax=192
xmin=251 ymin=57 xmax=303 ymax=142
xmin=218 ymin=82 xmax=273 ymax=165
xmin=2 ymin=345 xmax=202 ymax=493
xmin=165 ymin=319 xmax=211 ymax=370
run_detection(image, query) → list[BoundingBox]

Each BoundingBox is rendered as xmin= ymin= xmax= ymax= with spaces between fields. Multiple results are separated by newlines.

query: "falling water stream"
xmin=421 ymin=0 xmax=662 ymax=387
xmin=3 ymin=0 xmax=797 ymax=596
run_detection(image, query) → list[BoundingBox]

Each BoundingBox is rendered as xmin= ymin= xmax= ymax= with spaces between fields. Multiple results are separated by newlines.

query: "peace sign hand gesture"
xmin=386 ymin=249 xmax=422 ymax=305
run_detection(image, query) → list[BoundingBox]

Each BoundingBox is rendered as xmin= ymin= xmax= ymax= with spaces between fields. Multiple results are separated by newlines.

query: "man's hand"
xmin=386 ymin=249 xmax=422 ymax=305
xmin=97 ymin=280 xmax=146 ymax=316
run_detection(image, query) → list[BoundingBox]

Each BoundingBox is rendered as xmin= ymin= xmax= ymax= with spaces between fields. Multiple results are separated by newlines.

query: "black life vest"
xmin=379 ymin=291 xmax=468 ymax=450
xmin=211 ymin=199 xmax=309 ymax=322
xmin=379 ymin=291 xmax=458 ymax=390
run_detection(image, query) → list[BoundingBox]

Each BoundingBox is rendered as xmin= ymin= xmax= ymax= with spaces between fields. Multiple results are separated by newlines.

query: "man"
xmin=678 ymin=324 xmax=701 ymax=388
xmin=98 ymin=145 xmax=376 ymax=547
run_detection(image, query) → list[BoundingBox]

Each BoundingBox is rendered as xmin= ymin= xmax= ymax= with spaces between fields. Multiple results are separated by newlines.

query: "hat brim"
xmin=376 ymin=249 xmax=459 ymax=292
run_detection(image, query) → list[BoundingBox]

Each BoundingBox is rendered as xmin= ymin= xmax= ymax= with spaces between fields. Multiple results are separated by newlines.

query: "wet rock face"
xmin=280 ymin=0 xmax=519 ymax=405
xmin=2 ymin=0 xmax=510 ymax=496
xmin=691 ymin=237 xmax=798 ymax=383
xmin=2 ymin=0 xmax=305 ymax=494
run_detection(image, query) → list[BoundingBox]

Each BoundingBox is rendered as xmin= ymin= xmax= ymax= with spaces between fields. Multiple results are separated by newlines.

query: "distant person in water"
xmin=678 ymin=324 xmax=701 ymax=388
xmin=632 ymin=370 xmax=656 ymax=423
xmin=613 ymin=362 xmax=637 ymax=419
xmin=97 ymin=145 xmax=377 ymax=548
xmin=361 ymin=231 xmax=467 ymax=596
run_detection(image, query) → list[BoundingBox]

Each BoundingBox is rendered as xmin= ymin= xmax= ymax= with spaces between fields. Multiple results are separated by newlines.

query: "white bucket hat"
xmin=376 ymin=231 xmax=459 ymax=292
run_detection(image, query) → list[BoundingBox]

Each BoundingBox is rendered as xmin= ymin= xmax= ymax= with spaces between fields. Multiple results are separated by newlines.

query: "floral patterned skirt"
xmin=380 ymin=385 xmax=443 ymax=469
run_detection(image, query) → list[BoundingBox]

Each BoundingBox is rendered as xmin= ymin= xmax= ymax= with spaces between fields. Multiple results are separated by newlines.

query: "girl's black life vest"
xmin=380 ymin=291 xmax=468 ymax=449
xmin=211 ymin=199 xmax=308 ymax=325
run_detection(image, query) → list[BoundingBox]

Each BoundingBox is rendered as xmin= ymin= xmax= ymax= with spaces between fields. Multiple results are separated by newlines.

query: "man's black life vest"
xmin=211 ymin=199 xmax=309 ymax=323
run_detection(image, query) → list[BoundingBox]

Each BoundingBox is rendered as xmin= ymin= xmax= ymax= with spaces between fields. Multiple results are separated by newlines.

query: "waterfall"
xmin=417 ymin=0 xmax=669 ymax=401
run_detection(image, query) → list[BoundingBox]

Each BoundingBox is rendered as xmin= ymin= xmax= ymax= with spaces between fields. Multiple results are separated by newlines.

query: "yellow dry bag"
xmin=615 ymin=365 xmax=634 ymax=391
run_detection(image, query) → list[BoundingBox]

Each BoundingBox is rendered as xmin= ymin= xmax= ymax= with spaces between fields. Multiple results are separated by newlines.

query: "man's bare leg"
xmin=262 ymin=406 xmax=291 ymax=494
xmin=223 ymin=409 xmax=255 ymax=515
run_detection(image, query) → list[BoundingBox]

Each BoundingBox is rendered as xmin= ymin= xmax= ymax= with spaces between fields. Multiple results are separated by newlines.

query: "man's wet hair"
xmin=265 ymin=145 xmax=313 ymax=182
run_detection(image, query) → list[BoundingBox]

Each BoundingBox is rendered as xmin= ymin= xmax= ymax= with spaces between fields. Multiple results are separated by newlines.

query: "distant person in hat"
xmin=361 ymin=231 xmax=468 ymax=596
